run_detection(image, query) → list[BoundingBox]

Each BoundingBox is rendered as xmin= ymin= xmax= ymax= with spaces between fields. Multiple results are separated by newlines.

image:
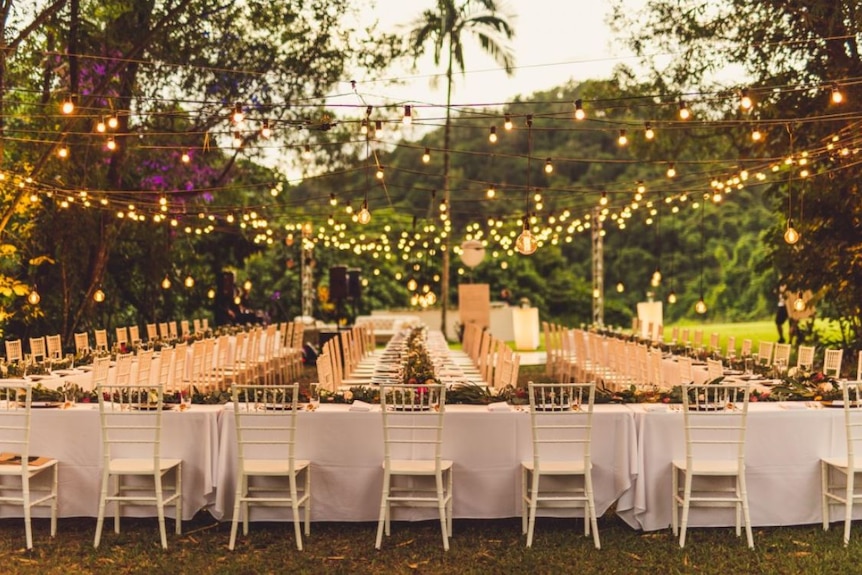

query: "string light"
xmin=260 ymin=120 xmax=272 ymax=139
xmin=27 ymin=287 xmax=40 ymax=305
xmin=95 ymin=117 xmax=106 ymax=133
xmin=831 ymin=83 xmax=844 ymax=104
xmin=504 ymin=114 xmax=513 ymax=130
xmin=740 ymin=88 xmax=753 ymax=110
xmin=667 ymin=290 xmax=677 ymax=304
xmin=666 ymin=163 xmax=677 ymax=178
xmin=574 ymin=99 xmax=585 ymax=121
xmin=61 ymin=97 xmax=75 ymax=115
xmin=93 ymin=288 xmax=105 ymax=303
xmin=107 ymin=114 xmax=119 ymax=129
xmin=618 ymin=129 xmax=628 ymax=146
xmin=599 ymin=191 xmax=608 ymax=206
xmin=375 ymin=166 xmax=384 ymax=179
xmin=402 ymin=105 xmax=412 ymax=125
xmin=360 ymin=118 xmax=368 ymax=134
xmin=678 ymin=100 xmax=691 ymax=120
xmin=357 ymin=204 xmax=371 ymax=225
xmin=488 ymin=126 xmax=497 ymax=143
xmin=232 ymin=102 xmax=244 ymax=124
xmin=644 ymin=122 xmax=655 ymax=140
xmin=486 ymin=185 xmax=496 ymax=198
xmin=106 ymin=137 xmax=117 ymax=151
xmin=184 ymin=275 xmax=195 ymax=288
xmin=544 ymin=158 xmax=553 ymax=173
xmin=422 ymin=147 xmax=431 ymax=163
xmin=616 ymin=282 xmax=625 ymax=293
xmin=329 ymin=193 xmax=337 ymax=206
xmin=751 ymin=126 xmax=763 ymax=142
xmin=793 ymin=291 xmax=806 ymax=312
xmin=181 ymin=150 xmax=191 ymax=163
xmin=57 ymin=145 xmax=69 ymax=159
xmin=232 ymin=132 xmax=243 ymax=148
xmin=784 ymin=220 xmax=799 ymax=244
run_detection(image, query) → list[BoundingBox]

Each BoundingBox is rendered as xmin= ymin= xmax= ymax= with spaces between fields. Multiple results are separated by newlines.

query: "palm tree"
xmin=409 ymin=0 xmax=515 ymax=338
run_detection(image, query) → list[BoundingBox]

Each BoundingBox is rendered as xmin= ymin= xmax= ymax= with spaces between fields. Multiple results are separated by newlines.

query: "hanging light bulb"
xmin=488 ymin=126 xmax=497 ymax=143
xmin=425 ymin=291 xmax=437 ymax=305
xmin=402 ymin=105 xmax=412 ymax=125
xmin=360 ymin=118 xmax=368 ymax=135
xmin=161 ymin=276 xmax=172 ymax=289
xmin=504 ymin=114 xmax=513 ymax=130
xmin=793 ymin=292 xmax=806 ymax=312
xmin=599 ymin=191 xmax=608 ymax=206
xmin=651 ymin=268 xmax=662 ymax=286
xmin=667 ymin=290 xmax=677 ymax=304
xmin=678 ymin=100 xmax=691 ymax=120
xmin=618 ymin=129 xmax=628 ymax=146
xmin=740 ymin=88 xmax=753 ymax=110
xmin=375 ymin=166 xmax=384 ymax=179
xmin=93 ymin=288 xmax=106 ymax=303
xmin=666 ymin=163 xmax=677 ymax=178
xmin=695 ymin=297 xmax=707 ymax=314
xmin=260 ymin=120 xmax=272 ymax=139
xmin=574 ymin=99 xmax=585 ymax=121
xmin=486 ymin=185 xmax=496 ymax=199
xmin=407 ymin=277 xmax=418 ymax=292
xmin=329 ymin=193 xmax=337 ymax=206
xmin=107 ymin=114 xmax=119 ymax=129
xmin=544 ymin=158 xmax=553 ymax=173
xmin=207 ymin=288 xmax=216 ymax=299
xmin=616 ymin=282 xmax=625 ymax=293
xmin=232 ymin=132 xmax=243 ymax=148
xmin=232 ymin=102 xmax=244 ymax=124
xmin=181 ymin=150 xmax=191 ymax=163
xmin=784 ymin=220 xmax=800 ymax=244
xmin=95 ymin=117 xmax=106 ymax=133
xmin=27 ymin=287 xmax=41 ymax=305
xmin=422 ymin=147 xmax=431 ymax=163
xmin=106 ymin=137 xmax=117 ymax=151
xmin=751 ymin=127 xmax=763 ymax=142
xmin=61 ymin=97 xmax=75 ymax=115
xmin=358 ymin=201 xmax=371 ymax=225
xmin=644 ymin=122 xmax=655 ymax=140
xmin=515 ymin=220 xmax=538 ymax=255
xmin=57 ymin=146 xmax=69 ymax=159
xmin=184 ymin=275 xmax=195 ymax=288
xmin=831 ymin=84 xmax=844 ymax=104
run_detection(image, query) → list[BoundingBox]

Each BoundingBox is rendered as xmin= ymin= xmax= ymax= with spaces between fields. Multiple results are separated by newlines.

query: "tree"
xmin=609 ymin=0 xmax=862 ymax=350
xmin=408 ymin=0 xmax=515 ymax=337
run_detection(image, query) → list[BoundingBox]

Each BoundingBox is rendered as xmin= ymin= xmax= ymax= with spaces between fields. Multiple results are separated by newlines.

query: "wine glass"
xmin=309 ymin=383 xmax=320 ymax=411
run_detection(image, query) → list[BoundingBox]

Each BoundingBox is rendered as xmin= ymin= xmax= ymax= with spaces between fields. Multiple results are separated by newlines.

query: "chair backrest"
xmin=740 ymin=339 xmax=753 ymax=357
xmin=316 ymin=353 xmax=336 ymax=392
xmin=680 ymin=382 xmax=750 ymax=468
xmin=496 ymin=351 xmax=520 ymax=389
xmin=168 ymin=321 xmax=178 ymax=340
xmin=158 ymin=322 xmax=169 ymax=340
xmin=709 ymin=332 xmax=720 ymax=352
xmin=725 ymin=336 xmax=736 ymax=359
xmin=135 ymin=349 xmax=155 ymax=385
xmin=45 ymin=334 xmax=63 ymax=360
xmin=0 ymin=382 xmax=35 ymax=471
xmin=115 ymin=327 xmax=128 ymax=346
xmin=155 ymin=346 xmax=174 ymax=390
xmin=28 ymin=337 xmax=47 ymax=362
xmin=94 ymin=329 xmax=108 ymax=351
xmin=114 ymin=353 xmax=134 ymax=385
xmin=756 ymin=341 xmax=774 ymax=366
xmin=823 ymin=349 xmax=843 ymax=378
xmin=180 ymin=320 xmax=190 ymax=338
xmin=169 ymin=342 xmax=188 ymax=395
xmin=90 ymin=356 xmax=112 ymax=388
xmin=193 ymin=318 xmax=202 ymax=334
xmin=379 ymin=383 xmax=446 ymax=466
xmin=97 ymin=383 xmax=166 ymax=465
xmin=839 ymin=383 xmax=862 ymax=470
xmin=231 ymin=383 xmax=301 ymax=470
xmin=706 ymin=358 xmax=724 ymax=381
xmin=527 ymin=382 xmax=595 ymax=470
xmin=677 ymin=356 xmax=694 ymax=384
xmin=128 ymin=325 xmax=141 ymax=345
xmin=74 ymin=332 xmax=90 ymax=354
xmin=146 ymin=323 xmax=158 ymax=341
xmin=5 ymin=339 xmax=23 ymax=363
xmin=772 ymin=343 xmax=791 ymax=368
xmin=797 ymin=345 xmax=816 ymax=370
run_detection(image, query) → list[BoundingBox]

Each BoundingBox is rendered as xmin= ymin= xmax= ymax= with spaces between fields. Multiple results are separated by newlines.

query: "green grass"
xmin=2 ymin=509 xmax=861 ymax=574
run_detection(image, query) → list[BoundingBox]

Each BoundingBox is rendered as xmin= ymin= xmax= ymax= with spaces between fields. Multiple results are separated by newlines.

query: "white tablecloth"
xmin=0 ymin=404 xmax=222 ymax=520
xmin=617 ymin=402 xmax=851 ymax=531
xmin=211 ymin=403 xmax=637 ymax=523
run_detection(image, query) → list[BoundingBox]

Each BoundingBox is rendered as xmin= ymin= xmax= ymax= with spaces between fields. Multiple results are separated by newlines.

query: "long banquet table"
xmin=211 ymin=403 xmax=637 ymax=523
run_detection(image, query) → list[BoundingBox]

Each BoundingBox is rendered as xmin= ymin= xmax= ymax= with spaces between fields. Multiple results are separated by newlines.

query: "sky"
xmin=349 ymin=0 xmax=642 ymax=111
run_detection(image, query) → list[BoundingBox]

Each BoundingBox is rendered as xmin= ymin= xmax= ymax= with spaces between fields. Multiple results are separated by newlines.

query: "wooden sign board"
xmin=459 ymin=284 xmax=490 ymax=331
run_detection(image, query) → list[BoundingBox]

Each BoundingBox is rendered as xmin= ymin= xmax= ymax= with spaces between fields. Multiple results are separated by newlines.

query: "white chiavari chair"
xmin=74 ymin=332 xmax=90 ymax=355
xmin=94 ymin=329 xmax=109 ymax=352
xmin=824 ymin=349 xmax=844 ymax=379
xmin=28 ymin=337 xmax=47 ymax=363
xmin=821 ymin=381 xmax=862 ymax=545
xmin=797 ymin=345 xmax=816 ymax=370
xmin=45 ymin=334 xmax=63 ymax=361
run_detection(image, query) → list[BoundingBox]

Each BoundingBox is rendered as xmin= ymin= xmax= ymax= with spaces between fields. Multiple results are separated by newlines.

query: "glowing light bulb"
xmin=831 ymin=85 xmax=844 ymax=104
xmin=27 ymin=289 xmax=40 ymax=305
xmin=644 ymin=122 xmax=655 ymax=140
xmin=260 ymin=121 xmax=272 ymax=139
xmin=425 ymin=291 xmax=437 ymax=305
xmin=504 ymin=115 xmax=513 ymax=130
xmin=793 ymin=293 xmax=806 ymax=312
xmin=93 ymin=288 xmax=105 ymax=303
xmin=515 ymin=226 xmax=538 ymax=255
xmin=96 ymin=118 xmax=106 ymax=133
xmin=232 ymin=133 xmax=243 ymax=148
xmin=161 ymin=276 xmax=171 ymax=289
xmin=651 ymin=268 xmax=662 ymax=286
xmin=181 ymin=151 xmax=191 ymax=163
xmin=667 ymin=290 xmax=677 ymax=304
xmin=358 ymin=202 xmax=371 ymax=225
xmin=784 ymin=222 xmax=800 ymax=244
xmin=407 ymin=278 xmax=418 ymax=292
xmin=106 ymin=138 xmax=117 ymax=151
xmin=695 ymin=298 xmax=707 ymax=314
xmin=232 ymin=102 xmax=244 ymax=124
xmin=61 ymin=98 xmax=74 ymax=114
xmin=329 ymin=193 xmax=337 ymax=206
xmin=618 ymin=129 xmax=628 ymax=146
xmin=402 ymin=105 xmax=412 ymax=125
xmin=184 ymin=275 xmax=195 ymax=288
xmin=616 ymin=282 xmax=625 ymax=293
xmin=422 ymin=148 xmax=431 ymax=163
xmin=107 ymin=115 xmax=119 ymax=129
xmin=666 ymin=164 xmax=677 ymax=178
xmin=740 ymin=89 xmax=753 ymax=110
xmin=679 ymin=100 xmax=691 ymax=120
xmin=752 ymin=128 xmax=762 ymax=142
xmin=486 ymin=186 xmax=496 ymax=199
xmin=207 ymin=288 xmax=216 ymax=299
xmin=57 ymin=146 xmax=69 ymax=159
xmin=489 ymin=126 xmax=497 ymax=143
xmin=574 ymin=99 xmax=585 ymax=121
xmin=375 ymin=166 xmax=384 ymax=180
xmin=544 ymin=158 xmax=553 ymax=174
xmin=599 ymin=191 xmax=608 ymax=206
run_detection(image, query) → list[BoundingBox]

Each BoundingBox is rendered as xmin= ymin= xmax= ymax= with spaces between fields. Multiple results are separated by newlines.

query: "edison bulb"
xmin=161 ymin=276 xmax=172 ymax=289
xmin=27 ymin=289 xmax=41 ymax=305
xmin=667 ymin=290 xmax=677 ymax=304
xmin=407 ymin=278 xmax=418 ymax=292
xmin=515 ymin=228 xmax=538 ymax=255
xmin=616 ymin=282 xmax=625 ymax=293
xmin=695 ymin=298 xmax=707 ymax=314
xmin=651 ymin=269 xmax=662 ymax=286
xmin=93 ymin=289 xmax=106 ymax=303
xmin=358 ymin=205 xmax=371 ymax=225
xmin=184 ymin=275 xmax=195 ymax=288
xmin=784 ymin=223 xmax=800 ymax=244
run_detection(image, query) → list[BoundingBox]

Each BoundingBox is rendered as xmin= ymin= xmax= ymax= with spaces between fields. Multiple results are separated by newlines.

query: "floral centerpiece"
xmin=769 ymin=367 xmax=842 ymax=401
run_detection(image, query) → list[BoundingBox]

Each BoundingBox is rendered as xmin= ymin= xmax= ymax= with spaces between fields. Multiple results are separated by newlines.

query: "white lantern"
xmin=460 ymin=239 xmax=485 ymax=268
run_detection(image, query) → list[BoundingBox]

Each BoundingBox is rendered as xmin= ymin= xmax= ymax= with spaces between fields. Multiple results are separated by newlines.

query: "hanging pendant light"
xmin=27 ymin=286 xmax=41 ymax=305
xmin=516 ymin=115 xmax=538 ymax=256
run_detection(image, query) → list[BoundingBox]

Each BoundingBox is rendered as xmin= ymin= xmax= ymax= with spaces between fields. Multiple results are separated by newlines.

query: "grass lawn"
xmin=2 ymin=509 xmax=861 ymax=574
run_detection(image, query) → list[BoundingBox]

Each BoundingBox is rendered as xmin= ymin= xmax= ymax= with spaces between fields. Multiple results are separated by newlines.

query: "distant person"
xmin=775 ymin=284 xmax=788 ymax=343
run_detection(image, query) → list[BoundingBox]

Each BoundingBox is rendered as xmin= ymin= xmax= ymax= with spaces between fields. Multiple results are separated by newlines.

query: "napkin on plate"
xmin=349 ymin=400 xmax=373 ymax=412
xmin=487 ymin=402 xmax=512 ymax=412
